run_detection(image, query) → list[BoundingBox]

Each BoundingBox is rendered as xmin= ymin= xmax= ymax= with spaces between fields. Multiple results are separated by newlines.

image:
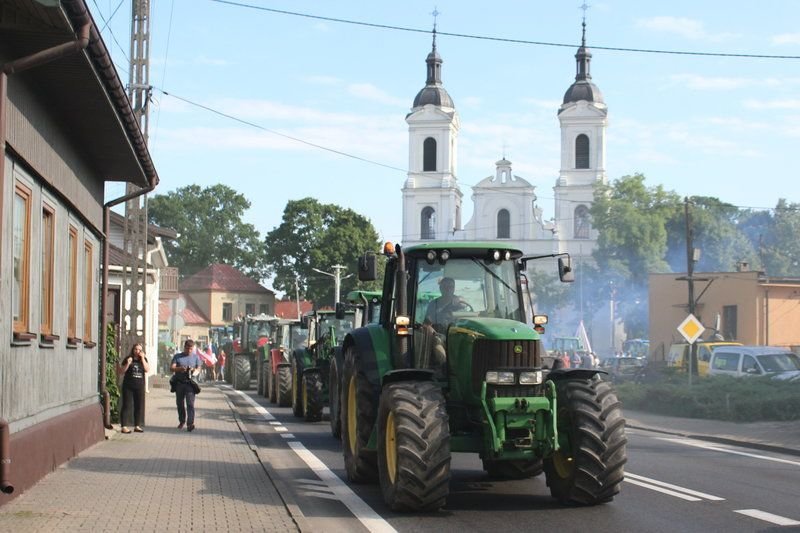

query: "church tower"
xmin=402 ymin=29 xmax=462 ymax=244
xmin=554 ymin=21 xmax=607 ymax=257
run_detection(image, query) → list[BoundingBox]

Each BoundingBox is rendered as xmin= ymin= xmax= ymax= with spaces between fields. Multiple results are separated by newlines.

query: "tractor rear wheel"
xmin=377 ymin=381 xmax=451 ymax=512
xmin=291 ymin=357 xmax=304 ymax=417
xmin=276 ymin=365 xmax=292 ymax=407
xmin=342 ymin=347 xmax=378 ymax=483
xmin=482 ymin=459 xmax=543 ymax=479
xmin=303 ymin=371 xmax=324 ymax=422
xmin=329 ymin=357 xmax=342 ymax=439
xmin=544 ymin=378 xmax=627 ymax=505
xmin=266 ymin=359 xmax=276 ymax=403
xmin=257 ymin=355 xmax=265 ymax=396
xmin=233 ymin=354 xmax=250 ymax=391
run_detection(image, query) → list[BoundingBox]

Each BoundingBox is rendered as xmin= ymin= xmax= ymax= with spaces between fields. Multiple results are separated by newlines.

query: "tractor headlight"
xmin=486 ymin=371 xmax=515 ymax=384
xmin=492 ymin=250 xmax=502 ymax=261
xmin=439 ymin=249 xmax=451 ymax=263
xmin=504 ymin=250 xmax=511 ymax=261
xmin=519 ymin=371 xmax=543 ymax=385
xmin=426 ymin=250 xmax=437 ymax=264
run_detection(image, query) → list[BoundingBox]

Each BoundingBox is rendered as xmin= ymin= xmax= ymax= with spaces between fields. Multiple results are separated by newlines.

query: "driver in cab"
xmin=425 ymin=277 xmax=467 ymax=332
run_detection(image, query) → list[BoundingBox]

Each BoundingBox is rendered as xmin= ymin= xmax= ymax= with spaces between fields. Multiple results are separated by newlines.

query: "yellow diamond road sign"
xmin=677 ymin=314 xmax=705 ymax=344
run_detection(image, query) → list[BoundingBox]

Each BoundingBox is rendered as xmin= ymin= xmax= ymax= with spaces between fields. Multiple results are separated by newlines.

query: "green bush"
xmin=105 ymin=325 xmax=120 ymax=424
xmin=615 ymin=376 xmax=800 ymax=422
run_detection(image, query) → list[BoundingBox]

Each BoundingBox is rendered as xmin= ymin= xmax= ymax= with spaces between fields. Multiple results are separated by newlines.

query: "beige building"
xmin=649 ymin=270 xmax=800 ymax=361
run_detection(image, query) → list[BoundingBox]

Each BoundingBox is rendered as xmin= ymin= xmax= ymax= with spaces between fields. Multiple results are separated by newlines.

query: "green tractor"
xmin=230 ymin=314 xmax=277 ymax=391
xmin=290 ymin=309 xmax=357 ymax=422
xmin=341 ymin=242 xmax=627 ymax=512
xmin=329 ymin=290 xmax=383 ymax=439
xmin=264 ymin=319 xmax=308 ymax=407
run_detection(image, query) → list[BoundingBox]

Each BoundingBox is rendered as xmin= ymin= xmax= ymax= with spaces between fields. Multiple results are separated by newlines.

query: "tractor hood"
xmin=450 ymin=318 xmax=538 ymax=341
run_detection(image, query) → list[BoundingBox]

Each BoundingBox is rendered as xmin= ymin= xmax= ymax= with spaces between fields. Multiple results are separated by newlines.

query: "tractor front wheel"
xmin=276 ymin=365 xmax=292 ymax=407
xmin=329 ymin=357 xmax=342 ymax=439
xmin=482 ymin=459 xmax=543 ymax=479
xmin=303 ymin=371 xmax=324 ymax=422
xmin=342 ymin=347 xmax=378 ymax=483
xmin=266 ymin=358 xmax=276 ymax=403
xmin=291 ymin=357 xmax=304 ymax=417
xmin=377 ymin=381 xmax=451 ymax=512
xmin=233 ymin=354 xmax=250 ymax=391
xmin=544 ymin=378 xmax=627 ymax=505
xmin=256 ymin=355 xmax=265 ymax=396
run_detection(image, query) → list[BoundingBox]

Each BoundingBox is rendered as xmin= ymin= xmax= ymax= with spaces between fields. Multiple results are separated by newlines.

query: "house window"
xmin=259 ymin=304 xmax=268 ymax=314
xmin=722 ymin=305 xmax=737 ymax=340
xmin=574 ymin=205 xmax=590 ymax=239
xmin=83 ymin=241 xmax=94 ymax=343
xmin=222 ymin=303 xmax=233 ymax=322
xmin=13 ymin=182 xmax=32 ymax=333
xmin=421 ymin=206 xmax=436 ymax=240
xmin=41 ymin=204 xmax=55 ymax=335
xmin=246 ymin=303 xmax=256 ymax=316
xmin=575 ymin=134 xmax=590 ymax=169
xmin=497 ymin=209 xmax=510 ymax=239
xmin=423 ymin=137 xmax=437 ymax=171
xmin=68 ymin=226 xmax=78 ymax=339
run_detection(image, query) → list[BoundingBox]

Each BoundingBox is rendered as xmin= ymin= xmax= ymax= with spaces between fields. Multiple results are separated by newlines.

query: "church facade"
xmin=402 ymin=26 xmax=607 ymax=263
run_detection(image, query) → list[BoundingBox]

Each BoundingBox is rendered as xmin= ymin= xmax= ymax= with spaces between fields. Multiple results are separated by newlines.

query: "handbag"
xmin=188 ymin=375 xmax=201 ymax=395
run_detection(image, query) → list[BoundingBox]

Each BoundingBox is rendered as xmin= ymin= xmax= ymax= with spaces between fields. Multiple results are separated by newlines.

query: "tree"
xmin=148 ymin=184 xmax=269 ymax=280
xmin=760 ymin=199 xmax=800 ymax=277
xmin=265 ymin=198 xmax=382 ymax=306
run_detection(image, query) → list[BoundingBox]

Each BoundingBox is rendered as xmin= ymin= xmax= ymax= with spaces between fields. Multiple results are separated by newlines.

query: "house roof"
xmin=181 ymin=264 xmax=272 ymax=294
xmin=158 ymin=295 xmax=210 ymax=325
xmin=3 ymin=0 xmax=158 ymax=188
xmin=107 ymin=244 xmax=153 ymax=269
xmin=109 ymin=210 xmax=178 ymax=241
xmin=275 ymin=299 xmax=314 ymax=319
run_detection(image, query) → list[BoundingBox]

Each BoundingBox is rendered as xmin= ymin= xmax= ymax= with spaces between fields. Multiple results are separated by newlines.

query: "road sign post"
xmin=677 ymin=314 xmax=705 ymax=386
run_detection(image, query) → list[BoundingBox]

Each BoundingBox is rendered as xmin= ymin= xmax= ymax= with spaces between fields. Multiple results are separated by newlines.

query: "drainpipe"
xmin=0 ymin=418 xmax=13 ymax=494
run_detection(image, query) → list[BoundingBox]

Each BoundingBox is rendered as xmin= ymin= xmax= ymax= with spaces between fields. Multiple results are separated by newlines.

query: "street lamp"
xmin=312 ymin=265 xmax=352 ymax=307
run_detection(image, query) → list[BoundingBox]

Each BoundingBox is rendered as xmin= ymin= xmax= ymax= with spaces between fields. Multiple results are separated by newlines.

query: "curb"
xmin=625 ymin=422 xmax=800 ymax=458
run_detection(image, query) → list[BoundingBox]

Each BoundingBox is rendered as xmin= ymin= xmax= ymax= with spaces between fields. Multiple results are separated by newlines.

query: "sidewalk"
xmin=0 ymin=381 xmax=300 ymax=532
xmin=625 ymin=409 xmax=800 ymax=456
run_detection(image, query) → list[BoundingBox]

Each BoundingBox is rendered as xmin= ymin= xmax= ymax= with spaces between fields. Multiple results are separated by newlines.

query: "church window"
xmin=574 ymin=205 xmax=590 ymax=239
xmin=421 ymin=207 xmax=436 ymax=240
xmin=497 ymin=209 xmax=511 ymax=239
xmin=575 ymin=134 xmax=590 ymax=169
xmin=423 ymin=137 xmax=437 ymax=171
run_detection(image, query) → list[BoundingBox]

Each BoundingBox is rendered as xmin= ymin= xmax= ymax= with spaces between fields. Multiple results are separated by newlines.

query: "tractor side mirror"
xmin=558 ymin=256 xmax=574 ymax=283
xmin=358 ymin=252 xmax=377 ymax=281
xmin=300 ymin=315 xmax=310 ymax=329
xmin=335 ymin=302 xmax=346 ymax=320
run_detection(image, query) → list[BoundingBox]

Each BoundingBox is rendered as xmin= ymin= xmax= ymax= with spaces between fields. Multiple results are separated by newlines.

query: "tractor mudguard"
xmin=343 ymin=328 xmax=385 ymax=393
xmin=381 ymin=369 xmax=436 ymax=386
xmin=547 ymin=368 xmax=606 ymax=381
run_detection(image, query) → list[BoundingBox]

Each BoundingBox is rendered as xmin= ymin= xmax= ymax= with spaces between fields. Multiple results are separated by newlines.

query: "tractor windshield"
xmin=319 ymin=314 xmax=356 ymax=343
xmin=414 ymin=257 xmax=521 ymax=332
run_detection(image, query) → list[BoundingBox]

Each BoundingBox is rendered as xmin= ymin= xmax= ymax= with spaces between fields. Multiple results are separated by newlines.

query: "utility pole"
xmin=294 ymin=276 xmax=301 ymax=320
xmin=312 ymin=265 xmax=352 ymax=307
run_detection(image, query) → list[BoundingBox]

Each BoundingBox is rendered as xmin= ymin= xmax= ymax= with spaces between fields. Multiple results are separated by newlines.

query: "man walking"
xmin=171 ymin=339 xmax=201 ymax=432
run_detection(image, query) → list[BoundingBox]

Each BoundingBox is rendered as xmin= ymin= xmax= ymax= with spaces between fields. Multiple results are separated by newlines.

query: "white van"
xmin=708 ymin=346 xmax=800 ymax=380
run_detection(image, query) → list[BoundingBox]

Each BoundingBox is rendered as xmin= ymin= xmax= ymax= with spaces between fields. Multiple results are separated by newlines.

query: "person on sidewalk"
xmin=117 ymin=343 xmax=149 ymax=434
xmin=171 ymin=339 xmax=201 ymax=432
xmin=218 ymin=349 xmax=226 ymax=381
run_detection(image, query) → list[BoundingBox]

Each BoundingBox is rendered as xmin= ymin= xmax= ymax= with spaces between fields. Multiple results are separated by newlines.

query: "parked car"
xmin=666 ymin=341 xmax=742 ymax=376
xmin=600 ymin=356 xmax=647 ymax=383
xmin=708 ymin=346 xmax=800 ymax=380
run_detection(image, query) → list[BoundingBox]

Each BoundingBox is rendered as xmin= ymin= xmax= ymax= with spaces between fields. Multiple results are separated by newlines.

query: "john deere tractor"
xmin=265 ymin=319 xmax=308 ymax=407
xmin=341 ymin=242 xmax=627 ymax=512
xmin=329 ymin=290 xmax=382 ymax=439
xmin=230 ymin=314 xmax=276 ymax=391
xmin=290 ymin=309 xmax=357 ymax=422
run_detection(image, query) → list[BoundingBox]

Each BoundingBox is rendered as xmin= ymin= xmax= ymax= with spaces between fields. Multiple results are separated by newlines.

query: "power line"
xmin=209 ymin=0 xmax=800 ymax=60
xmin=90 ymin=0 xmax=130 ymax=64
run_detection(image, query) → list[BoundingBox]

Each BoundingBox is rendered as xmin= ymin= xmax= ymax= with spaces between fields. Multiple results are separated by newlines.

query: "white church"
xmin=402 ymin=24 xmax=606 ymax=261
xmin=401 ymin=25 xmax=620 ymax=354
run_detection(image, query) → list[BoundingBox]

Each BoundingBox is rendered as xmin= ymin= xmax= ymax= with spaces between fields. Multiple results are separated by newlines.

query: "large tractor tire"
xmin=377 ymin=381 xmax=451 ymax=512
xmin=265 ymin=358 xmax=276 ymax=403
xmin=256 ymin=355 xmax=265 ymax=396
xmin=483 ymin=459 xmax=544 ymax=480
xmin=291 ymin=356 xmax=304 ymax=417
xmin=303 ymin=371 xmax=324 ymax=422
xmin=329 ymin=357 xmax=342 ymax=439
xmin=233 ymin=354 xmax=251 ymax=391
xmin=544 ymin=377 xmax=627 ymax=505
xmin=342 ymin=347 xmax=378 ymax=483
xmin=276 ymin=365 xmax=292 ymax=407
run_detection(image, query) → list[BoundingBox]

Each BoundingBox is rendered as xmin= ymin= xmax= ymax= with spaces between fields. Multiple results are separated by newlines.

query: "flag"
xmin=575 ymin=320 xmax=593 ymax=354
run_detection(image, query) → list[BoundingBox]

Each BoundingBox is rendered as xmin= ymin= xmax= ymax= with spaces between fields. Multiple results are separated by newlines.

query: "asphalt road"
xmin=221 ymin=385 xmax=800 ymax=533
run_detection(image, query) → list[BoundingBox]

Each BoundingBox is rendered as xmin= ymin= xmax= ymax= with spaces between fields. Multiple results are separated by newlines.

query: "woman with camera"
xmin=118 ymin=343 xmax=150 ymax=434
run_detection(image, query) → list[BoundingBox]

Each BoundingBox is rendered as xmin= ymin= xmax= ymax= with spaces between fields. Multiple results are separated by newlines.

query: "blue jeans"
xmin=175 ymin=382 xmax=196 ymax=425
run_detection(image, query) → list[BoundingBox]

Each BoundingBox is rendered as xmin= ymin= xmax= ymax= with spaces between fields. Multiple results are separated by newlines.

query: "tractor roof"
xmin=402 ymin=241 xmax=523 ymax=258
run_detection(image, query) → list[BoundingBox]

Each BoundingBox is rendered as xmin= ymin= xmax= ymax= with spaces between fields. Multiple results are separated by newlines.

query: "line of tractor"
xmin=210 ymin=241 xmax=628 ymax=513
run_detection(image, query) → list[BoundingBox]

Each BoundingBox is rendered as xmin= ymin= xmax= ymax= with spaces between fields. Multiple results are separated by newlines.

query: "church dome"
xmin=562 ymin=25 xmax=603 ymax=105
xmin=412 ymin=33 xmax=455 ymax=109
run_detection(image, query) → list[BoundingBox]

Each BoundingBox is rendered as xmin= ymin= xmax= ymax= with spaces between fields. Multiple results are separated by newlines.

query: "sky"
xmin=94 ymin=1 xmax=800 ymax=271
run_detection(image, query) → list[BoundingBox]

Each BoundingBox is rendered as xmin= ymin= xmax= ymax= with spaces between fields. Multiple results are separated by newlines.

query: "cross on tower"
xmin=431 ymin=7 xmax=440 ymax=30
xmin=579 ymin=2 xmax=590 ymax=23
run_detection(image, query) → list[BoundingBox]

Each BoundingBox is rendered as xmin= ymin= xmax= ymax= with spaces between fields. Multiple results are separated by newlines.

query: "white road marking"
xmin=227 ymin=388 xmax=397 ymax=533
xmin=625 ymin=473 xmax=724 ymax=501
xmin=269 ymin=421 xmax=282 ymax=425
xmin=735 ymin=509 xmax=800 ymax=526
xmin=280 ymin=433 xmax=296 ymax=439
xmin=275 ymin=426 xmax=288 ymax=432
xmin=624 ymin=478 xmax=701 ymax=501
xmin=300 ymin=491 xmax=341 ymax=501
xmin=288 ymin=441 xmax=398 ymax=533
xmin=657 ymin=437 xmax=800 ymax=467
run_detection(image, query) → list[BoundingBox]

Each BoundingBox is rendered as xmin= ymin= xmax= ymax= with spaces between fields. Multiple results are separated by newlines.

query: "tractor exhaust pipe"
xmin=0 ymin=418 xmax=14 ymax=494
